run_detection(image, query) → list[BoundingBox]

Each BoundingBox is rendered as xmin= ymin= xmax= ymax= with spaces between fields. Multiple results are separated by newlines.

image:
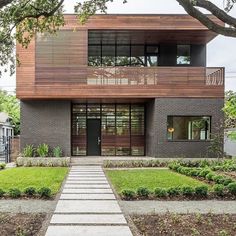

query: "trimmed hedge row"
xmin=103 ymin=160 xmax=169 ymax=168
xmin=121 ymin=183 xmax=236 ymax=200
xmin=168 ymin=162 xmax=236 ymax=196
xmin=171 ymin=159 xmax=236 ymax=172
xmin=0 ymin=187 xmax=52 ymax=199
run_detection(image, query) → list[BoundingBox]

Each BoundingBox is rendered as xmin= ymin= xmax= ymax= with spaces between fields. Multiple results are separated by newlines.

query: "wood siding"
xmin=16 ymin=14 xmax=224 ymax=99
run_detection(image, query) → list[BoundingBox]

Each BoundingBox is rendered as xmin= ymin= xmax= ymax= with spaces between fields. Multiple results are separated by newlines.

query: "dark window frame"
xmin=176 ymin=44 xmax=192 ymax=66
xmin=167 ymin=115 xmax=212 ymax=142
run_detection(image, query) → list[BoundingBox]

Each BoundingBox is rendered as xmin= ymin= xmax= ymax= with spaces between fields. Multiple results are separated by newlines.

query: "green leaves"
xmin=0 ymin=90 xmax=20 ymax=134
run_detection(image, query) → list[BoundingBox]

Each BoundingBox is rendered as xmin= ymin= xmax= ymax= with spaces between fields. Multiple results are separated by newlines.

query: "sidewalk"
xmin=45 ymin=166 xmax=133 ymax=236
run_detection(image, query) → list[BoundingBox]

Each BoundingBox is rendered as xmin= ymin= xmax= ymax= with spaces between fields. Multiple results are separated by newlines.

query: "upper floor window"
xmin=88 ymin=44 xmax=158 ymax=67
xmin=177 ymin=45 xmax=191 ymax=65
xmin=167 ymin=116 xmax=211 ymax=141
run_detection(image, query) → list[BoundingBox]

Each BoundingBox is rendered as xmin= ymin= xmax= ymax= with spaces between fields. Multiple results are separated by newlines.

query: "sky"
xmin=1 ymin=0 xmax=236 ymax=92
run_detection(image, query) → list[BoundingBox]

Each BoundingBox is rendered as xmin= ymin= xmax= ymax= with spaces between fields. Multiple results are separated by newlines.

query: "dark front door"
xmin=87 ymin=119 xmax=101 ymax=156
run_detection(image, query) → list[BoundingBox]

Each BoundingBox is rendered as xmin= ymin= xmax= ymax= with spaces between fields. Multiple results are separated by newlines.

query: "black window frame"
xmin=167 ymin=115 xmax=211 ymax=142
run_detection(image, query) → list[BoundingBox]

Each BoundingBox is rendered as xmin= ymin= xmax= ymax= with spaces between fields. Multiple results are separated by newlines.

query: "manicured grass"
xmin=106 ymin=169 xmax=208 ymax=192
xmin=0 ymin=167 xmax=68 ymax=194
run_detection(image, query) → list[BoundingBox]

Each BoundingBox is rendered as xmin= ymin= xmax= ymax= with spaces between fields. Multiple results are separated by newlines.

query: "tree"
xmin=0 ymin=90 xmax=20 ymax=134
xmin=224 ymin=90 xmax=236 ymax=140
xmin=1 ymin=0 xmax=236 ymax=76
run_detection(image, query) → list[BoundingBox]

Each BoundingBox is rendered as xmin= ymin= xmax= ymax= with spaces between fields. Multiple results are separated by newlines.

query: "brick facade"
xmin=146 ymin=98 xmax=224 ymax=158
xmin=20 ymin=101 xmax=71 ymax=156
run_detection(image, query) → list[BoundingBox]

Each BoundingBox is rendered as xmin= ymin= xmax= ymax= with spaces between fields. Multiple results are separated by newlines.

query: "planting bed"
xmin=132 ymin=213 xmax=236 ymax=236
xmin=0 ymin=213 xmax=46 ymax=236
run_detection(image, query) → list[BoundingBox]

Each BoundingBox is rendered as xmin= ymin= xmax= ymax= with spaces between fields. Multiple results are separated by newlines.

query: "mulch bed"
xmin=131 ymin=213 xmax=236 ymax=236
xmin=0 ymin=213 xmax=46 ymax=236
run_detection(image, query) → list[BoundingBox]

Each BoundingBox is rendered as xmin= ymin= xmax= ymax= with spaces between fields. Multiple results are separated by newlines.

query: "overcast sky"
xmin=1 ymin=0 xmax=236 ymax=92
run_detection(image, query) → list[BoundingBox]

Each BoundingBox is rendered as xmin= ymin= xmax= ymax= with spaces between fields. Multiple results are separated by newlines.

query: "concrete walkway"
xmin=45 ymin=166 xmax=133 ymax=236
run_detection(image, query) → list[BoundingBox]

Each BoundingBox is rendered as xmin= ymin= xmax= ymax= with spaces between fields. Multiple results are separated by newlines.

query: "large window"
xmin=177 ymin=45 xmax=191 ymax=65
xmin=88 ymin=44 xmax=158 ymax=67
xmin=167 ymin=116 xmax=211 ymax=141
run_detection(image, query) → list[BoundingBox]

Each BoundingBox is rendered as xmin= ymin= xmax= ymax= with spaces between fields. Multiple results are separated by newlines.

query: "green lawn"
xmin=106 ymin=169 xmax=207 ymax=192
xmin=0 ymin=167 xmax=68 ymax=194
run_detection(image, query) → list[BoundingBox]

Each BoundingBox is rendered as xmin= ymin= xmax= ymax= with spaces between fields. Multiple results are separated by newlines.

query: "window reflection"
xmin=167 ymin=116 xmax=211 ymax=141
xmin=177 ymin=45 xmax=191 ymax=65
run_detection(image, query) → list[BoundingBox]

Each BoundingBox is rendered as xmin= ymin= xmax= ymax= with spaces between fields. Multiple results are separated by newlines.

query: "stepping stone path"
xmin=45 ymin=166 xmax=133 ymax=236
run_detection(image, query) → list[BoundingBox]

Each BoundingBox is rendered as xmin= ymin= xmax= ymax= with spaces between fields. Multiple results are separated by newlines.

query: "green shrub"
xmin=195 ymin=185 xmax=208 ymax=197
xmin=227 ymin=182 xmax=236 ymax=195
xmin=38 ymin=187 xmax=52 ymax=198
xmin=0 ymin=188 xmax=5 ymax=197
xmin=206 ymin=172 xmax=215 ymax=181
xmin=167 ymin=187 xmax=181 ymax=196
xmin=121 ymin=189 xmax=135 ymax=200
xmin=182 ymin=186 xmax=194 ymax=196
xmin=9 ymin=188 xmax=21 ymax=198
xmin=22 ymin=144 xmax=34 ymax=157
xmin=136 ymin=187 xmax=150 ymax=198
xmin=223 ymin=178 xmax=233 ymax=186
xmin=52 ymin=146 xmax=62 ymax=157
xmin=24 ymin=187 xmax=36 ymax=196
xmin=213 ymin=184 xmax=225 ymax=196
xmin=212 ymin=175 xmax=225 ymax=184
xmin=199 ymin=169 xmax=211 ymax=177
xmin=36 ymin=144 xmax=49 ymax=157
xmin=189 ymin=168 xmax=201 ymax=177
xmin=0 ymin=163 xmax=6 ymax=169
xmin=154 ymin=188 xmax=168 ymax=198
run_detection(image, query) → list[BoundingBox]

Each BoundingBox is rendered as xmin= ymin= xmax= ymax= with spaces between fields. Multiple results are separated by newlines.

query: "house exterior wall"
xmin=20 ymin=101 xmax=71 ymax=156
xmin=146 ymin=98 xmax=224 ymax=158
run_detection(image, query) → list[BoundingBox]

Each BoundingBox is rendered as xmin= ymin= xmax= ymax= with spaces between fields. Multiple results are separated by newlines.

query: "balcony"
xmin=87 ymin=66 xmax=224 ymax=86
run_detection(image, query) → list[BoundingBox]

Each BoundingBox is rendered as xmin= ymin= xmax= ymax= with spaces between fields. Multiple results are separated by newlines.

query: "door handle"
xmin=97 ymin=137 xmax=101 ymax=145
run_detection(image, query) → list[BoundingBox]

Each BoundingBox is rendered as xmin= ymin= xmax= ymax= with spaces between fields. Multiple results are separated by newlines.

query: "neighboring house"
xmin=16 ymin=14 xmax=224 ymax=158
xmin=0 ymin=112 xmax=14 ymax=138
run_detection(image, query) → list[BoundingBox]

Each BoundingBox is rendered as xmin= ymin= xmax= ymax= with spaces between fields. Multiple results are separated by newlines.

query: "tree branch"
xmin=176 ymin=0 xmax=236 ymax=37
xmin=194 ymin=0 xmax=236 ymax=28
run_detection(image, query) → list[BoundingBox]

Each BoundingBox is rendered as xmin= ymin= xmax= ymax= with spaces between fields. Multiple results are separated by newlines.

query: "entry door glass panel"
xmin=87 ymin=119 xmax=101 ymax=156
xmin=101 ymin=105 xmax=116 ymax=155
xmin=72 ymin=105 xmax=87 ymax=156
xmin=116 ymin=105 xmax=130 ymax=156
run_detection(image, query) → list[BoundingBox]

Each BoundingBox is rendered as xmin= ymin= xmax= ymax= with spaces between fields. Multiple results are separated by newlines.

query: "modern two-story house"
xmin=16 ymin=14 xmax=224 ymax=158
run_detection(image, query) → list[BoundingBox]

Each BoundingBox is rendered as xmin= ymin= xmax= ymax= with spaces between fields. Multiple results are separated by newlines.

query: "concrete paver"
xmin=46 ymin=226 xmax=132 ymax=236
xmin=45 ymin=166 xmax=133 ymax=236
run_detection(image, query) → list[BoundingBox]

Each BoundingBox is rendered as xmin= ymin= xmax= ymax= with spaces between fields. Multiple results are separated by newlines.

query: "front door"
xmin=87 ymin=119 xmax=101 ymax=156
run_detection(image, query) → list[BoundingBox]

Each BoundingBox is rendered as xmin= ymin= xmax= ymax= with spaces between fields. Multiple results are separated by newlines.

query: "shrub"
xmin=199 ymin=169 xmax=211 ymax=177
xmin=121 ymin=189 xmax=135 ymax=200
xmin=0 ymin=163 xmax=6 ymax=169
xmin=212 ymin=175 xmax=225 ymax=184
xmin=227 ymin=182 xmax=236 ymax=195
xmin=154 ymin=188 xmax=168 ymax=198
xmin=206 ymin=172 xmax=215 ymax=181
xmin=53 ymin=146 xmax=62 ymax=157
xmin=0 ymin=188 xmax=5 ymax=197
xmin=167 ymin=187 xmax=181 ymax=196
xmin=182 ymin=186 xmax=194 ymax=196
xmin=195 ymin=185 xmax=208 ymax=197
xmin=189 ymin=168 xmax=201 ymax=177
xmin=24 ymin=187 xmax=36 ymax=196
xmin=136 ymin=187 xmax=150 ymax=198
xmin=38 ymin=187 xmax=52 ymax=198
xmin=9 ymin=188 xmax=21 ymax=198
xmin=36 ymin=144 xmax=49 ymax=157
xmin=213 ymin=184 xmax=225 ymax=196
xmin=22 ymin=144 xmax=34 ymax=157
xmin=222 ymin=178 xmax=233 ymax=186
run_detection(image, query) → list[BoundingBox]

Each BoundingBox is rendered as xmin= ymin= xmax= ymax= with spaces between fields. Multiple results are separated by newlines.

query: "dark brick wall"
xmin=146 ymin=98 xmax=224 ymax=158
xmin=20 ymin=101 xmax=71 ymax=156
